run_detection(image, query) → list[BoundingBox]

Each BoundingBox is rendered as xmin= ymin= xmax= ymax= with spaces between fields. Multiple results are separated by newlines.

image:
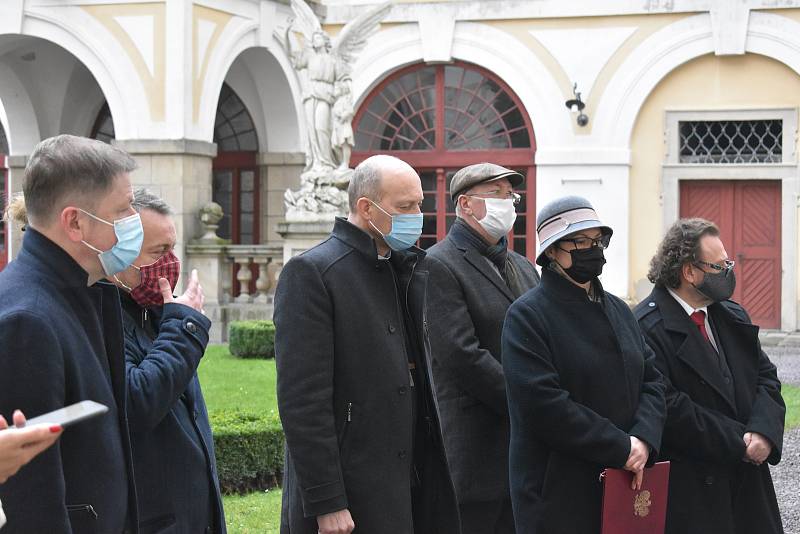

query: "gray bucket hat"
xmin=535 ymin=195 xmax=613 ymax=266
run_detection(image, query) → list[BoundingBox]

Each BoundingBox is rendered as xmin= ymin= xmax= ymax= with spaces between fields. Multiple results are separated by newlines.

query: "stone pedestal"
xmin=276 ymin=220 xmax=335 ymax=264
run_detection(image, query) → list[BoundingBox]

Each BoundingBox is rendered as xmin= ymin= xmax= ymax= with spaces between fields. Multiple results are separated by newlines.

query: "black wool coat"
xmin=502 ymin=268 xmax=666 ymax=534
xmin=0 ymin=229 xmax=138 ymax=533
xmin=121 ymin=295 xmax=226 ymax=534
xmin=274 ymin=218 xmax=460 ymax=534
xmin=634 ymin=287 xmax=785 ymax=534
xmin=426 ymin=226 xmax=539 ymax=503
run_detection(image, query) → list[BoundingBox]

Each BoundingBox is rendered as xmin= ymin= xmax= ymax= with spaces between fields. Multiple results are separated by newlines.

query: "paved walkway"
xmin=763 ymin=343 xmax=799 ymax=533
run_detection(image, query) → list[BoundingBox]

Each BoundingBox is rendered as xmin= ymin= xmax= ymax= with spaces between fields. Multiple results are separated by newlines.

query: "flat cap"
xmin=449 ymin=163 xmax=524 ymax=202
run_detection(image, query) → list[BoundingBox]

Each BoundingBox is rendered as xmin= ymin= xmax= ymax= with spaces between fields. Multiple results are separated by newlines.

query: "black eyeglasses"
xmin=558 ymin=234 xmax=611 ymax=251
xmin=693 ymin=258 xmax=735 ymax=273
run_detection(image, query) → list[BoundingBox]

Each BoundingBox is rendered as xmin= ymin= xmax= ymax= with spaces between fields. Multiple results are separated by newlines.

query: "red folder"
xmin=600 ymin=461 xmax=670 ymax=534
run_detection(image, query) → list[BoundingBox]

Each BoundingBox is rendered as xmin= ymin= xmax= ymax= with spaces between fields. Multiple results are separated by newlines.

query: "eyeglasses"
xmin=693 ymin=258 xmax=735 ymax=273
xmin=464 ymin=191 xmax=522 ymax=205
xmin=557 ymin=234 xmax=611 ymax=251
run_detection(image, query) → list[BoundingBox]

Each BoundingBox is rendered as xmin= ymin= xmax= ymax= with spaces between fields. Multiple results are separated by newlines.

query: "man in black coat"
xmin=426 ymin=163 xmax=539 ymax=533
xmin=112 ymin=189 xmax=225 ymax=534
xmin=634 ymin=218 xmax=784 ymax=534
xmin=274 ymin=155 xmax=460 ymax=534
xmin=0 ymin=135 xmax=140 ymax=533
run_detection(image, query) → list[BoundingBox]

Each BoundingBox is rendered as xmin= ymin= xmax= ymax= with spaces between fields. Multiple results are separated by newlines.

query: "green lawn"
xmin=198 ymin=345 xmax=282 ymax=533
xmin=198 ymin=344 xmax=278 ymax=417
xmin=783 ymin=384 xmax=800 ymax=430
xmin=222 ymin=490 xmax=283 ymax=534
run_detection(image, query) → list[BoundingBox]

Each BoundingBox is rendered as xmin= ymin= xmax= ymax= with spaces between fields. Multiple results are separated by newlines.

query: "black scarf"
xmin=450 ymin=218 xmax=527 ymax=298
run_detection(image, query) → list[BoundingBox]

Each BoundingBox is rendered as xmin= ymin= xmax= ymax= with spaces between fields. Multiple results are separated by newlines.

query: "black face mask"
xmin=693 ymin=268 xmax=736 ymax=303
xmin=560 ymin=246 xmax=606 ymax=283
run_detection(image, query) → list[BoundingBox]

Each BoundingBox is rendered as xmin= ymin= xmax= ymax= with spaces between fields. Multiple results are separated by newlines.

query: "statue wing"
xmin=332 ymin=1 xmax=391 ymax=66
xmin=290 ymin=0 xmax=323 ymax=41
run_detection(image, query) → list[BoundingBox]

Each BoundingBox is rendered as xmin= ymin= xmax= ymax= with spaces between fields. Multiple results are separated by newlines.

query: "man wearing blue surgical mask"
xmin=274 ymin=155 xmax=460 ymax=534
xmin=0 ymin=135 xmax=140 ymax=533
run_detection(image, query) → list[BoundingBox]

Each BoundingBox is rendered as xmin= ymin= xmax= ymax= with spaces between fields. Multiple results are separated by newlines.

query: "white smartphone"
xmin=13 ymin=400 xmax=109 ymax=429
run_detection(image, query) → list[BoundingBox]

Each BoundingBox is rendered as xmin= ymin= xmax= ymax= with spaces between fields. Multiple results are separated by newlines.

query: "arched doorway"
xmin=352 ymin=61 xmax=537 ymax=260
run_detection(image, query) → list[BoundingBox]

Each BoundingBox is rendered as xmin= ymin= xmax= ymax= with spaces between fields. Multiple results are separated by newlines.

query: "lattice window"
xmin=679 ymin=120 xmax=782 ymax=164
xmin=214 ymin=83 xmax=258 ymax=152
xmin=355 ymin=64 xmax=531 ymax=152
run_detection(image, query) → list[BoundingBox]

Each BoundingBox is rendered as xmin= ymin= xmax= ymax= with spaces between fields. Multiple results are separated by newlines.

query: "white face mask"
xmin=472 ymin=197 xmax=517 ymax=240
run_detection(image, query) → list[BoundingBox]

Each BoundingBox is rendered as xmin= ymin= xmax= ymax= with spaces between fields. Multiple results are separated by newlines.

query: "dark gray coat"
xmin=426 ymin=226 xmax=539 ymax=503
xmin=274 ymin=218 xmax=460 ymax=534
xmin=635 ymin=287 xmax=784 ymax=534
xmin=502 ymin=268 xmax=666 ymax=534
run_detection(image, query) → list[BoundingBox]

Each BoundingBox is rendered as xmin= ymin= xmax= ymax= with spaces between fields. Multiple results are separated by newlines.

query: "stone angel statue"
xmin=278 ymin=0 xmax=391 ymax=175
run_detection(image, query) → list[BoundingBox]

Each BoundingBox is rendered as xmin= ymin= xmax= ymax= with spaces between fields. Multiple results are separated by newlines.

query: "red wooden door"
xmin=0 ymin=155 xmax=7 ymax=271
xmin=680 ymin=180 xmax=781 ymax=328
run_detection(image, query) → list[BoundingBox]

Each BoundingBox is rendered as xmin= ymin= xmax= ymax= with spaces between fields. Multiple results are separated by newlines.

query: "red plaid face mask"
xmin=129 ymin=251 xmax=181 ymax=308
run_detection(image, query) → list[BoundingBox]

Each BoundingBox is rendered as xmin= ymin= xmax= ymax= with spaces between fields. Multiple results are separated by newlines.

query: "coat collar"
xmin=651 ymin=286 xmax=738 ymax=412
xmin=17 ymin=227 xmax=90 ymax=288
xmin=331 ymin=217 xmax=426 ymax=265
xmin=540 ymin=265 xmax=603 ymax=303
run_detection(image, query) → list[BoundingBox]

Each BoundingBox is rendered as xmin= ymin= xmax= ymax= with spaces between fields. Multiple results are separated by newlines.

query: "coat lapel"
xmin=654 ymin=288 xmax=738 ymax=414
xmin=708 ymin=304 xmax=761 ymax=417
xmin=462 ymin=248 xmax=515 ymax=302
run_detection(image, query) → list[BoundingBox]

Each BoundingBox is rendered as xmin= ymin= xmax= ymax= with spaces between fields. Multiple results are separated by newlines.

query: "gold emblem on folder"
xmin=634 ymin=490 xmax=652 ymax=518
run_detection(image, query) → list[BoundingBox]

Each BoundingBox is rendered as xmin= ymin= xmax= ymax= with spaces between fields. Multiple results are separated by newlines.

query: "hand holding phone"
xmin=12 ymin=401 xmax=109 ymax=429
xmin=0 ymin=411 xmax=63 ymax=483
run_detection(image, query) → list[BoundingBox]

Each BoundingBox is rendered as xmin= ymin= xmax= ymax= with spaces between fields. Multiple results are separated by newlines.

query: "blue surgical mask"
xmin=368 ymin=200 xmax=423 ymax=251
xmin=80 ymin=209 xmax=144 ymax=276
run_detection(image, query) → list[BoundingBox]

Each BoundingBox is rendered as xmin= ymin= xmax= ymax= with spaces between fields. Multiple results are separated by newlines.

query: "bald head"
xmin=348 ymin=155 xmax=417 ymax=211
xmin=347 ymin=155 xmax=423 ymax=255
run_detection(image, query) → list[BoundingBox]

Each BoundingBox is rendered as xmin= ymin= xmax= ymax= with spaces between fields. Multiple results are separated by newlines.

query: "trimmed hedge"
xmin=211 ymin=411 xmax=284 ymax=494
xmin=229 ymin=320 xmax=276 ymax=359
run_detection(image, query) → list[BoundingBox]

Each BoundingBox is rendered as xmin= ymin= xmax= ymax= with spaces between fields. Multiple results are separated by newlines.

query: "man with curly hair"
xmin=634 ymin=218 xmax=785 ymax=534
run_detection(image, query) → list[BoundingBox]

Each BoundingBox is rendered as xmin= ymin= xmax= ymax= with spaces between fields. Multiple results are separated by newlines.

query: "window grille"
xmin=679 ymin=120 xmax=782 ymax=164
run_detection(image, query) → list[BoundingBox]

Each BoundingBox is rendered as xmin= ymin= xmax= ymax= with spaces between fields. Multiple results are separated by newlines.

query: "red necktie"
xmin=690 ymin=310 xmax=710 ymax=343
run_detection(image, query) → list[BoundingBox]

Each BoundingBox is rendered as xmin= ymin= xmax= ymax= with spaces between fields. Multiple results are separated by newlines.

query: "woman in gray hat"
xmin=501 ymin=195 xmax=666 ymax=533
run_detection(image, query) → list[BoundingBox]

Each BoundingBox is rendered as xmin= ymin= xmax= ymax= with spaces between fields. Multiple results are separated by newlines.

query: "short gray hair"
xmin=23 ymin=134 xmax=137 ymax=224
xmin=348 ymin=158 xmax=384 ymax=211
xmin=132 ymin=188 xmax=172 ymax=215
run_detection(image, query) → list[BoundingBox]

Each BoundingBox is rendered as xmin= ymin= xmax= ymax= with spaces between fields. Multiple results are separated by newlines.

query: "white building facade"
xmin=2 ymin=0 xmax=800 ymax=336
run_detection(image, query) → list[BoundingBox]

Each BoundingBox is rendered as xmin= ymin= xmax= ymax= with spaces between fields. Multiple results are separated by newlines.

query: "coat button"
xmin=724 ymin=376 xmax=731 ymax=384
xmin=398 ymin=450 xmax=407 ymax=459
xmin=699 ymin=379 xmax=707 ymax=386
xmin=399 ymin=386 xmax=407 ymax=395
xmin=648 ymin=302 xmax=656 ymax=307
xmin=388 ymin=324 xmax=396 ymax=334
xmin=186 ymin=321 xmax=197 ymax=334
xmin=704 ymin=475 xmax=714 ymax=485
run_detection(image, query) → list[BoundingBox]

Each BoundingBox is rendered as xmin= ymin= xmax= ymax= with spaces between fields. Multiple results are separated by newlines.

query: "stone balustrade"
xmin=185 ymin=241 xmax=283 ymax=342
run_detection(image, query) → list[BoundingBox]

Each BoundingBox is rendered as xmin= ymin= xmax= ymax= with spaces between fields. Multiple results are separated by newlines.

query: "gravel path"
xmin=764 ymin=345 xmax=799 ymax=533
xmin=772 ymin=427 xmax=799 ymax=534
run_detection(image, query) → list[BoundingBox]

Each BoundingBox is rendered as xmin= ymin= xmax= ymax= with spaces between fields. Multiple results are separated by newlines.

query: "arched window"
xmin=212 ymin=82 xmax=259 ymax=245
xmin=90 ymin=103 xmax=115 ymax=144
xmin=352 ymin=62 xmax=536 ymax=259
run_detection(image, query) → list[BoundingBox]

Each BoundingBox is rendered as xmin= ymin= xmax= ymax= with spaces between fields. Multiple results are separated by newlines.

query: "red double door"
xmin=679 ymin=180 xmax=781 ymax=329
